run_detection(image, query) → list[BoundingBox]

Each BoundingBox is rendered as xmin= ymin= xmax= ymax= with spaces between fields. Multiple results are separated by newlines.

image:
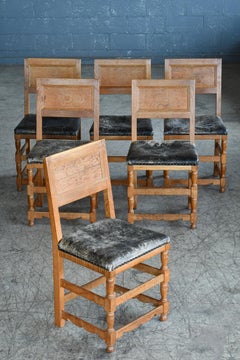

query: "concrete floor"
xmin=0 ymin=64 xmax=240 ymax=360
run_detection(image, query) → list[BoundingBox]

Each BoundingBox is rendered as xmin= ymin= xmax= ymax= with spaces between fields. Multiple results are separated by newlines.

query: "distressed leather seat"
xmin=127 ymin=79 xmax=199 ymax=229
xmin=59 ymin=218 xmax=169 ymax=271
xmin=89 ymin=115 xmax=153 ymax=137
xmin=164 ymin=58 xmax=227 ymax=192
xmin=14 ymin=58 xmax=82 ymax=191
xmin=15 ymin=114 xmax=81 ymax=136
xmin=44 ymin=139 xmax=170 ymax=353
xmin=27 ymin=139 xmax=88 ymax=164
xmin=164 ymin=115 xmax=228 ymax=136
xmin=128 ymin=140 xmax=198 ymax=166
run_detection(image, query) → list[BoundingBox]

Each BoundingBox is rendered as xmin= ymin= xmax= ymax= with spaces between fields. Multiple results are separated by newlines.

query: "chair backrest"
xmin=94 ymin=59 xmax=151 ymax=94
xmin=36 ymin=78 xmax=99 ymax=140
xmin=24 ymin=58 xmax=81 ymax=114
xmin=43 ymin=140 xmax=115 ymax=243
xmin=164 ymin=58 xmax=222 ymax=116
xmin=131 ymin=79 xmax=195 ymax=143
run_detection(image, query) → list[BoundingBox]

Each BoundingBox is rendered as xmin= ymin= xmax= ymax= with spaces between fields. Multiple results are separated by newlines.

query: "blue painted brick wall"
xmin=1 ymin=0 xmax=240 ymax=64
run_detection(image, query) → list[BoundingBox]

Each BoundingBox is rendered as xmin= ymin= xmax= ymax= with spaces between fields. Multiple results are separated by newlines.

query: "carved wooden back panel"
xmin=36 ymin=78 xmax=99 ymax=140
xmin=24 ymin=58 xmax=81 ymax=114
xmin=94 ymin=59 xmax=151 ymax=94
xmin=131 ymin=79 xmax=195 ymax=142
xmin=44 ymin=140 xmax=115 ymax=240
xmin=164 ymin=58 xmax=222 ymax=116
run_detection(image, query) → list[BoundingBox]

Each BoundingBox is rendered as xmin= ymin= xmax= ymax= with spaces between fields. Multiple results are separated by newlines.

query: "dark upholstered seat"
xmin=127 ymin=140 xmax=199 ymax=166
xmin=164 ymin=115 xmax=228 ymax=136
xmin=89 ymin=115 xmax=153 ymax=137
xmin=59 ymin=218 xmax=170 ymax=271
xmin=14 ymin=114 xmax=81 ymax=136
xmin=27 ymin=139 xmax=88 ymax=164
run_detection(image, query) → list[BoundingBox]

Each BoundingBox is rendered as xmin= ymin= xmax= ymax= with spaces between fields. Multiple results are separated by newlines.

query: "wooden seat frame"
xmin=27 ymin=78 xmax=99 ymax=226
xmin=91 ymin=59 xmax=153 ymax=185
xmin=164 ymin=58 xmax=227 ymax=192
xmin=44 ymin=140 xmax=170 ymax=353
xmin=128 ymin=79 xmax=198 ymax=229
xmin=15 ymin=58 xmax=81 ymax=191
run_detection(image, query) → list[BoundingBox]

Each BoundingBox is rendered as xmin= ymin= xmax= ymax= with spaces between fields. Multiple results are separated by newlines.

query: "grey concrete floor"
xmin=0 ymin=64 xmax=240 ymax=360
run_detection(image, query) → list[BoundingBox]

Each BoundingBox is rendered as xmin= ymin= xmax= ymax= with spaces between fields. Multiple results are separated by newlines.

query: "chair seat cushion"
xmin=127 ymin=140 xmax=199 ymax=166
xmin=14 ymin=114 xmax=81 ymax=136
xmin=27 ymin=139 xmax=88 ymax=164
xmin=164 ymin=115 xmax=228 ymax=136
xmin=58 ymin=218 xmax=170 ymax=271
xmin=89 ymin=115 xmax=153 ymax=137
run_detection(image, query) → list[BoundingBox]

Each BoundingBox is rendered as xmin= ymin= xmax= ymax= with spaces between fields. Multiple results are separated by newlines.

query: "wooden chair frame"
xmin=14 ymin=58 xmax=81 ymax=191
xmin=44 ymin=140 xmax=170 ymax=352
xmin=128 ymin=79 xmax=198 ymax=229
xmin=90 ymin=59 xmax=153 ymax=185
xmin=164 ymin=58 xmax=227 ymax=192
xmin=27 ymin=78 xmax=99 ymax=226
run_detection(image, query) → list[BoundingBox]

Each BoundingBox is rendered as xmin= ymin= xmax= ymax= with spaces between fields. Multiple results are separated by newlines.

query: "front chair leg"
xmin=53 ymin=254 xmax=66 ymax=328
xmin=105 ymin=275 xmax=116 ymax=353
xmin=160 ymin=247 xmax=170 ymax=321
xmin=128 ymin=167 xmax=135 ymax=223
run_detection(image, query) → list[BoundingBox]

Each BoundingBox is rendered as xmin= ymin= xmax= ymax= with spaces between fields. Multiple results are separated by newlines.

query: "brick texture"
xmin=0 ymin=0 xmax=240 ymax=64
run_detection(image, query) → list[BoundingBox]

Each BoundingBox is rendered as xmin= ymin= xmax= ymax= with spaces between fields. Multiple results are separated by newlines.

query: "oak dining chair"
xmin=26 ymin=78 xmax=99 ymax=226
xmin=44 ymin=139 xmax=171 ymax=352
xmin=164 ymin=58 xmax=227 ymax=192
xmin=14 ymin=58 xmax=82 ymax=191
xmin=127 ymin=79 xmax=199 ymax=229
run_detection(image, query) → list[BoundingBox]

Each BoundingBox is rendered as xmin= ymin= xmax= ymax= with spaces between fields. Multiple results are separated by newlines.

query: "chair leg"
xmin=163 ymin=170 xmax=170 ymax=187
xmin=214 ymin=139 xmax=220 ymax=177
xmin=35 ymin=168 xmax=44 ymax=207
xmin=160 ymin=248 xmax=170 ymax=322
xmin=90 ymin=194 xmax=97 ymax=223
xmin=53 ymin=253 xmax=66 ymax=328
xmin=128 ymin=168 xmax=135 ymax=223
xmin=190 ymin=166 xmax=198 ymax=229
xmin=187 ymin=171 xmax=192 ymax=210
xmin=15 ymin=138 xmax=31 ymax=191
xmin=27 ymin=167 xmax=35 ymax=226
xmin=105 ymin=274 xmax=116 ymax=353
xmin=220 ymin=138 xmax=227 ymax=193
xmin=146 ymin=170 xmax=153 ymax=186
xmin=133 ymin=171 xmax=138 ymax=209
xmin=15 ymin=138 xmax=22 ymax=191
